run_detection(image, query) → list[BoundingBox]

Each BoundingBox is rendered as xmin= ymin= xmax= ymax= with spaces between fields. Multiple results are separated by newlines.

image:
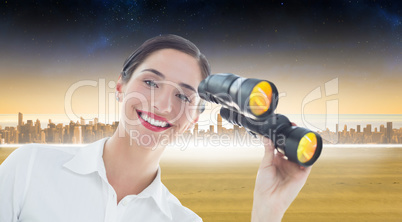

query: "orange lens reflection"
xmin=249 ymin=81 xmax=272 ymax=116
xmin=297 ymin=132 xmax=317 ymax=163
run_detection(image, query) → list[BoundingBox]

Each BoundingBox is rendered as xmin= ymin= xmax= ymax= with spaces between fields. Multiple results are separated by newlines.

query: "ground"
xmin=1 ymin=147 xmax=401 ymax=221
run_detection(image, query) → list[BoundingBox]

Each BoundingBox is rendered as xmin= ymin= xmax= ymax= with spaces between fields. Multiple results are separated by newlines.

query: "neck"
xmin=103 ymin=125 xmax=165 ymax=187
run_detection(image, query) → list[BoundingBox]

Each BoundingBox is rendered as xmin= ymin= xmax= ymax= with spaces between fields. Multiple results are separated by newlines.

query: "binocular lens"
xmin=249 ymin=81 xmax=273 ymax=116
xmin=297 ymin=132 xmax=318 ymax=163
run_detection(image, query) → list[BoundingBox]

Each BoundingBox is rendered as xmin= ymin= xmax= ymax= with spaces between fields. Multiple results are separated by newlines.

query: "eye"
xmin=144 ymin=80 xmax=158 ymax=88
xmin=176 ymin=94 xmax=191 ymax=103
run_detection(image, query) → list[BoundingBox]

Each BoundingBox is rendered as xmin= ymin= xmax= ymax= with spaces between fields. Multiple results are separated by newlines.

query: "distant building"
xmin=40 ymin=131 xmax=46 ymax=143
xmin=386 ymin=122 xmax=393 ymax=143
xmin=380 ymin=124 xmax=385 ymax=133
xmin=74 ymin=126 xmax=82 ymax=144
xmin=1 ymin=112 xmax=401 ymax=145
xmin=18 ymin=112 xmax=23 ymax=127
xmin=209 ymin=125 xmax=214 ymax=134
xmin=217 ymin=114 xmax=223 ymax=134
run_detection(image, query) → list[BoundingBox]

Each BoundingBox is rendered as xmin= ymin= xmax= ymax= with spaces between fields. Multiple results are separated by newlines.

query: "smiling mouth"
xmin=136 ymin=110 xmax=172 ymax=131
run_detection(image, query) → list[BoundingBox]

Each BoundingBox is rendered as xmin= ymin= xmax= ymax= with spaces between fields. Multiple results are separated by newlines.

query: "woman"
xmin=0 ymin=34 xmax=311 ymax=221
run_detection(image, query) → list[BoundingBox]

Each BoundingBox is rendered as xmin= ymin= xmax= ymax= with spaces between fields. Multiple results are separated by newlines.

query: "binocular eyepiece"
xmin=198 ymin=73 xmax=322 ymax=167
xmin=198 ymin=73 xmax=279 ymax=119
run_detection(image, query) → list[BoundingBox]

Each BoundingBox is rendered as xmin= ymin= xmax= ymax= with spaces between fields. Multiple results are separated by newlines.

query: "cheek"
xmin=123 ymin=85 xmax=152 ymax=108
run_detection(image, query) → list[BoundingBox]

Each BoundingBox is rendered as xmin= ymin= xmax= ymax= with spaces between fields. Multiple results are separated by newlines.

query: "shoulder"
xmin=1 ymin=143 xmax=81 ymax=171
xmin=162 ymin=185 xmax=203 ymax=222
xmin=0 ymin=144 xmax=40 ymax=171
xmin=7 ymin=143 xmax=81 ymax=156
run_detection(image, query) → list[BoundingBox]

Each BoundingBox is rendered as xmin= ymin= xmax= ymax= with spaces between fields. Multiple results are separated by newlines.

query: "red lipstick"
xmin=136 ymin=109 xmax=172 ymax=132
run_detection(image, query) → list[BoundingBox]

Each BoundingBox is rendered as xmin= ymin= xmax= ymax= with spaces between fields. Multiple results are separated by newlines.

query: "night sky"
xmin=1 ymin=0 xmax=401 ymax=116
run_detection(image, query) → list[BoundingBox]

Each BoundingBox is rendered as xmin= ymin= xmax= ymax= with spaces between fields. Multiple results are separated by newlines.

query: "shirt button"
xmin=122 ymin=199 xmax=129 ymax=206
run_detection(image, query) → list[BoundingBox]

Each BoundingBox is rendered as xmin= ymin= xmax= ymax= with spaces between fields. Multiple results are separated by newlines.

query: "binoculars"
xmin=198 ymin=73 xmax=322 ymax=167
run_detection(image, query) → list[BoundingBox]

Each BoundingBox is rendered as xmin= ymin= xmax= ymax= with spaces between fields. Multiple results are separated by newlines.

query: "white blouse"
xmin=0 ymin=138 xmax=202 ymax=222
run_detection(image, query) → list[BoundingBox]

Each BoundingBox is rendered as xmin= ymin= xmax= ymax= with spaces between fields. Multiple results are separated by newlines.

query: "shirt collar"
xmin=63 ymin=137 xmax=108 ymax=175
xmin=63 ymin=138 xmax=173 ymax=220
xmin=139 ymin=166 xmax=173 ymax=220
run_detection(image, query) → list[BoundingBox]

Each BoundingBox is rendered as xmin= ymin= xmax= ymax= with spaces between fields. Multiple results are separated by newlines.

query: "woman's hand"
xmin=251 ymin=122 xmax=312 ymax=222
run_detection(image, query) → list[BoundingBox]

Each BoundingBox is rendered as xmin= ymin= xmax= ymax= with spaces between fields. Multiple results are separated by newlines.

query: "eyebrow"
xmin=141 ymin=69 xmax=197 ymax=93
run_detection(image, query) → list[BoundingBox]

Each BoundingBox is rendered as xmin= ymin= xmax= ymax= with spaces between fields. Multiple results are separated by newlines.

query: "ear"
xmin=115 ymin=75 xmax=125 ymax=102
xmin=116 ymin=75 xmax=124 ymax=93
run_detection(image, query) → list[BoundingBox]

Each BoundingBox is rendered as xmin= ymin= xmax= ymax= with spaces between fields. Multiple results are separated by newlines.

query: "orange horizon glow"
xmin=1 ymin=54 xmax=401 ymax=115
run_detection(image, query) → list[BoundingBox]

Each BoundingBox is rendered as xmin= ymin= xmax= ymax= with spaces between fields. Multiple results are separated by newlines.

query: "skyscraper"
xmin=380 ymin=124 xmax=385 ymax=133
xmin=217 ymin=114 xmax=222 ymax=134
xmin=18 ymin=112 xmax=23 ymax=127
xmin=386 ymin=122 xmax=393 ymax=143
xmin=40 ymin=131 xmax=46 ymax=143
xmin=35 ymin=119 xmax=41 ymax=135
xmin=209 ymin=125 xmax=214 ymax=134
xmin=366 ymin=124 xmax=372 ymax=134
xmin=73 ymin=126 xmax=82 ymax=144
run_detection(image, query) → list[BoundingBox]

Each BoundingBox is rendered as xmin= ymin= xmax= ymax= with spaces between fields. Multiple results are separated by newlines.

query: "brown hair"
xmin=121 ymin=34 xmax=210 ymax=82
xmin=121 ymin=34 xmax=211 ymax=113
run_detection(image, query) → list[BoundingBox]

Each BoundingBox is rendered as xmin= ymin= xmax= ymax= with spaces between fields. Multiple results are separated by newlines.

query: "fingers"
xmin=301 ymin=165 xmax=312 ymax=174
xmin=262 ymin=137 xmax=275 ymax=153
xmin=259 ymin=121 xmax=297 ymax=170
xmin=259 ymin=137 xmax=276 ymax=169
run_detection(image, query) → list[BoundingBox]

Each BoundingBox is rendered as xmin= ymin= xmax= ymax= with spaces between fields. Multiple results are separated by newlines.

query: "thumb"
xmin=260 ymin=137 xmax=276 ymax=169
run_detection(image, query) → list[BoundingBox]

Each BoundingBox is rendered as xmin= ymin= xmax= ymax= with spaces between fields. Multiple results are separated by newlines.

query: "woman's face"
xmin=118 ymin=49 xmax=203 ymax=149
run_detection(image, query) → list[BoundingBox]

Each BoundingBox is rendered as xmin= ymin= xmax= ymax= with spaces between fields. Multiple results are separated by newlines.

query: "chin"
xmin=120 ymin=122 xmax=172 ymax=148
xmin=128 ymin=129 xmax=171 ymax=150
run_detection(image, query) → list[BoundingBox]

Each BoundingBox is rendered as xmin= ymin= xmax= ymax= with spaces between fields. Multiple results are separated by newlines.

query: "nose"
xmin=152 ymin=87 xmax=173 ymax=114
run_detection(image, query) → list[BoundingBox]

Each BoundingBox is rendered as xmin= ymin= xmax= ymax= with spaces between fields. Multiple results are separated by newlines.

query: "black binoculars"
xmin=198 ymin=73 xmax=322 ymax=167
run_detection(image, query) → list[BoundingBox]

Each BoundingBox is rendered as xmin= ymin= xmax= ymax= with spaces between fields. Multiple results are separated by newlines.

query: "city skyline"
xmin=1 ymin=112 xmax=401 ymax=145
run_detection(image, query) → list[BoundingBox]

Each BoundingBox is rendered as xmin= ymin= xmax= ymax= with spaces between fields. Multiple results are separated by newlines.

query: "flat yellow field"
xmin=1 ymin=147 xmax=401 ymax=222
